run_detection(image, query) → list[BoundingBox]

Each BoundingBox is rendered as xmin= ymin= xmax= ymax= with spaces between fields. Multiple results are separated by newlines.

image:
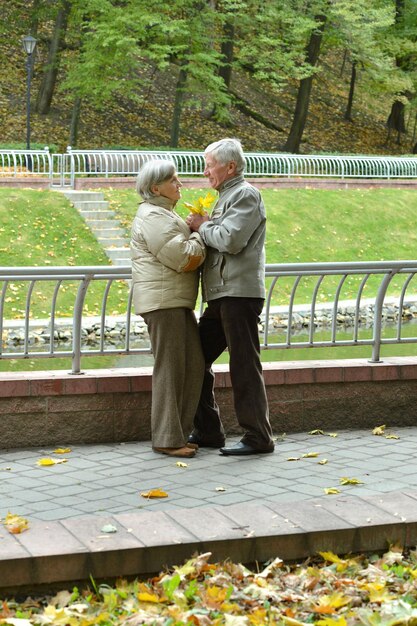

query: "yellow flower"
xmin=184 ymin=192 xmax=215 ymax=215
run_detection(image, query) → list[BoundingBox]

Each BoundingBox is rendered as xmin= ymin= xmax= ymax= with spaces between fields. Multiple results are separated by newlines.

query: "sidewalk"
xmin=1 ymin=426 xmax=417 ymax=593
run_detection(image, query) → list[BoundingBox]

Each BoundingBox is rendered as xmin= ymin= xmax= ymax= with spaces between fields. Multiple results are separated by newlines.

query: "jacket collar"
xmin=146 ymin=196 xmax=176 ymax=211
xmin=218 ymin=174 xmax=245 ymax=193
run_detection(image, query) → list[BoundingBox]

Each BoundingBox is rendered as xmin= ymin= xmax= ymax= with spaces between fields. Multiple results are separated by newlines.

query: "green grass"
xmin=2 ymin=186 xmax=417 ymax=320
xmin=0 ymin=189 xmax=129 ymax=319
xmin=1 ymin=186 xmax=417 ymax=368
xmin=107 ymin=186 xmax=417 ymax=306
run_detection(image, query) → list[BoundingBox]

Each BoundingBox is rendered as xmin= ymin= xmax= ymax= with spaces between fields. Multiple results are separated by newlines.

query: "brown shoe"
xmin=186 ymin=442 xmax=199 ymax=450
xmin=153 ymin=446 xmax=196 ymax=458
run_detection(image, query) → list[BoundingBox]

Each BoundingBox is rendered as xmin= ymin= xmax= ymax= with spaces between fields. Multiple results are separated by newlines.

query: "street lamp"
xmin=22 ymin=35 xmax=37 ymax=156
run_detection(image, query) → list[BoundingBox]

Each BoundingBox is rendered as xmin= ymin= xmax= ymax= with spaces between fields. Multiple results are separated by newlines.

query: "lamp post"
xmin=22 ymin=35 xmax=37 ymax=155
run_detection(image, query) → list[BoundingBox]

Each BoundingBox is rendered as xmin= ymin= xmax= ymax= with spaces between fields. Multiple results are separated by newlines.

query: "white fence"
xmin=2 ymin=261 xmax=417 ymax=373
xmin=0 ymin=148 xmax=416 ymax=188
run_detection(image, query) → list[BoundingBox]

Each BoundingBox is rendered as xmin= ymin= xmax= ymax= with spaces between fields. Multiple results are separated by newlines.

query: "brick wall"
xmin=1 ymin=358 xmax=417 ymax=449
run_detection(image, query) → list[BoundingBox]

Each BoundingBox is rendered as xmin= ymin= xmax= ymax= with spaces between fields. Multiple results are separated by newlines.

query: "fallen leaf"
xmin=53 ymin=447 xmax=72 ymax=454
xmin=318 ymin=459 xmax=328 ymax=465
xmin=339 ymin=477 xmax=364 ymax=485
xmin=216 ymin=486 xmax=226 ymax=492
xmin=287 ymin=457 xmax=300 ymax=461
xmin=324 ymin=488 xmax=341 ymax=495
xmin=36 ymin=457 xmax=68 ymax=466
xmin=176 ymin=461 xmax=188 ymax=468
xmin=372 ymin=424 xmax=386 ymax=435
xmin=140 ymin=489 xmax=168 ymax=498
xmin=302 ymin=452 xmax=319 ymax=458
xmin=4 ymin=511 xmax=29 ymax=534
xmin=385 ymin=434 xmax=400 ymax=440
xmin=309 ymin=429 xmax=325 ymax=435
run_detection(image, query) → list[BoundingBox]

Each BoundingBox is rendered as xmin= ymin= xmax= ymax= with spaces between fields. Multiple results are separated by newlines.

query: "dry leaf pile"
xmin=2 ymin=547 xmax=417 ymax=624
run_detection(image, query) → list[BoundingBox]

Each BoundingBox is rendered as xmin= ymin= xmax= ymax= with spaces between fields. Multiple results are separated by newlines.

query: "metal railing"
xmin=0 ymin=148 xmax=416 ymax=188
xmin=2 ymin=261 xmax=417 ymax=373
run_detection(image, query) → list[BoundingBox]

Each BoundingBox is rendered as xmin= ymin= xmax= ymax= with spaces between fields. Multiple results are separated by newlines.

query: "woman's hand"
xmin=186 ymin=212 xmax=209 ymax=232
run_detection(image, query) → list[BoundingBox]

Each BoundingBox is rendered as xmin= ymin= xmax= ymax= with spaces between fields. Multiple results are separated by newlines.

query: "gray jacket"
xmin=199 ymin=174 xmax=266 ymax=302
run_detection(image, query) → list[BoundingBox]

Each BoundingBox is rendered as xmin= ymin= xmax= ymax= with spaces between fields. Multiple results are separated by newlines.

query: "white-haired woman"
xmin=131 ymin=159 xmax=206 ymax=458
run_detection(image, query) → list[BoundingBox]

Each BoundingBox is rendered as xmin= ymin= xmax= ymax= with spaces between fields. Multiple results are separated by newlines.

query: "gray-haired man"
xmin=186 ymin=138 xmax=274 ymax=455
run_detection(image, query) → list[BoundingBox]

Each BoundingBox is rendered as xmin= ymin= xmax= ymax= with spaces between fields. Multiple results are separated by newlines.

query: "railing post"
xmin=67 ymin=146 xmax=75 ymax=189
xmin=71 ymin=274 xmax=92 ymax=374
xmin=369 ymin=270 xmax=397 ymax=363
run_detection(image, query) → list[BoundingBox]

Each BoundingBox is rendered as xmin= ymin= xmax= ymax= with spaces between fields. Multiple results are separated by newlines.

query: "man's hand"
xmin=186 ymin=212 xmax=209 ymax=232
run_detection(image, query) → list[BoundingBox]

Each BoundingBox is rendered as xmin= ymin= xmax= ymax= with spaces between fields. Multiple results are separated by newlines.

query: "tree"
xmin=385 ymin=0 xmax=417 ymax=145
xmin=35 ymin=0 xmax=72 ymax=114
xmin=61 ymin=0 xmax=230 ymax=147
xmin=283 ymin=10 xmax=327 ymax=153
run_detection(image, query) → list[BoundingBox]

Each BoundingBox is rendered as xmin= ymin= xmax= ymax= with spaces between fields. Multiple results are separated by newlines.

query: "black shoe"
xmin=220 ymin=442 xmax=274 ymax=456
xmin=188 ymin=433 xmax=225 ymax=449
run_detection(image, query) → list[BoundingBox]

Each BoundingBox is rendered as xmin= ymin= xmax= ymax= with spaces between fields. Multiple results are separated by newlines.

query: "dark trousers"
xmin=193 ymin=297 xmax=274 ymax=450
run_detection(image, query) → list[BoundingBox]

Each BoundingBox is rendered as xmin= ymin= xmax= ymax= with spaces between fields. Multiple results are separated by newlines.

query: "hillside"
xmin=0 ymin=23 xmax=414 ymax=156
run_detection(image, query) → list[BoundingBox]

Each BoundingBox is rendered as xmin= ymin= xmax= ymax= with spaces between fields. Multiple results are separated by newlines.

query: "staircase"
xmin=60 ymin=190 xmax=131 ymax=266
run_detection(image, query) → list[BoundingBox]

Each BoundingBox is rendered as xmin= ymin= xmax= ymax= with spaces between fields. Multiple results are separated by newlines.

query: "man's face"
xmin=204 ymin=152 xmax=237 ymax=190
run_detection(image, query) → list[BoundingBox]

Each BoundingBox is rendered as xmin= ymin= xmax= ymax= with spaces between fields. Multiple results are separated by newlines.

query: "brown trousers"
xmin=143 ymin=307 xmax=204 ymax=448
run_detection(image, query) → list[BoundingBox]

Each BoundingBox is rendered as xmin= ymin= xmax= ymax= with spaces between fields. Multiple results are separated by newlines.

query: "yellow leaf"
xmin=53 ymin=447 xmax=72 ymax=454
xmin=324 ymin=488 xmax=341 ymax=495
xmin=362 ymin=581 xmax=394 ymax=603
xmin=176 ymin=461 xmax=188 ymax=468
xmin=4 ymin=511 xmax=29 ymax=534
xmin=287 ymin=457 xmax=300 ymax=461
xmin=140 ymin=489 xmax=168 ymax=498
xmin=200 ymin=191 xmax=216 ymax=207
xmin=316 ymin=617 xmax=347 ymax=626
xmin=216 ymin=486 xmax=226 ymax=492
xmin=339 ymin=477 xmax=363 ymax=485
xmin=318 ymin=459 xmax=328 ymax=465
xmin=137 ymin=591 xmax=161 ymax=603
xmin=36 ymin=457 xmax=68 ymax=466
xmin=385 ymin=434 xmax=400 ymax=439
xmin=302 ymin=452 xmax=319 ymax=458
xmin=184 ymin=192 xmax=215 ymax=215
xmin=373 ymin=424 xmax=386 ymax=435
xmin=309 ymin=429 xmax=325 ymax=435
xmin=311 ymin=592 xmax=350 ymax=613
xmin=184 ymin=201 xmax=205 ymax=215
xmin=328 ymin=433 xmax=338 ymax=437
xmin=319 ymin=551 xmax=346 ymax=564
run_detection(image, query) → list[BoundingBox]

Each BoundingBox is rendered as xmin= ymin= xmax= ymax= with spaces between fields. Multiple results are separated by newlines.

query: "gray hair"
xmin=136 ymin=159 xmax=176 ymax=200
xmin=204 ymin=137 xmax=245 ymax=174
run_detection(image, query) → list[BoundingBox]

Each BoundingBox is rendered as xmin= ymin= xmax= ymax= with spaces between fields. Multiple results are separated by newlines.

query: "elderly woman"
xmin=131 ymin=159 xmax=206 ymax=458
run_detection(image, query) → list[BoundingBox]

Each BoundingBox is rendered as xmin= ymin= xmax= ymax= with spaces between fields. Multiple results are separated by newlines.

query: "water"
xmin=2 ymin=319 xmax=417 ymax=372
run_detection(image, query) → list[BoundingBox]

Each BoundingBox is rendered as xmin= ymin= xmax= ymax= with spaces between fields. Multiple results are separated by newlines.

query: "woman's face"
xmin=153 ymin=173 xmax=182 ymax=202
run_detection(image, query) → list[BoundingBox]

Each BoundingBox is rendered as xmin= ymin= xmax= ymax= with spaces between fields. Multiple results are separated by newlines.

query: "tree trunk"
xmin=69 ymin=97 xmax=82 ymax=147
xmin=387 ymin=100 xmax=406 ymax=143
xmin=219 ymin=19 xmax=234 ymax=89
xmin=283 ymin=13 xmax=327 ymax=154
xmin=212 ymin=18 xmax=234 ymax=122
xmin=36 ymin=0 xmax=71 ymax=114
xmin=344 ymin=61 xmax=356 ymax=121
xmin=170 ymin=63 xmax=188 ymax=148
xmin=385 ymin=0 xmax=408 ymax=141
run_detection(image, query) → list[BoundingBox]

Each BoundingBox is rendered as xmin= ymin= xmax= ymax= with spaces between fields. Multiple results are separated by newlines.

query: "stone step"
xmin=73 ymin=200 xmax=110 ymax=211
xmin=62 ymin=191 xmax=105 ymax=202
xmin=80 ymin=209 xmax=115 ymax=219
xmin=88 ymin=225 xmax=127 ymax=236
xmin=84 ymin=219 xmax=124 ymax=228
xmin=62 ymin=189 xmax=131 ymax=267
xmin=98 ymin=237 xmax=130 ymax=247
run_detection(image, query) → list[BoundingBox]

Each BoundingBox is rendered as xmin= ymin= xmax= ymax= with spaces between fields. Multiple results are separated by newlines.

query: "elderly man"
xmin=186 ymin=138 xmax=274 ymax=456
